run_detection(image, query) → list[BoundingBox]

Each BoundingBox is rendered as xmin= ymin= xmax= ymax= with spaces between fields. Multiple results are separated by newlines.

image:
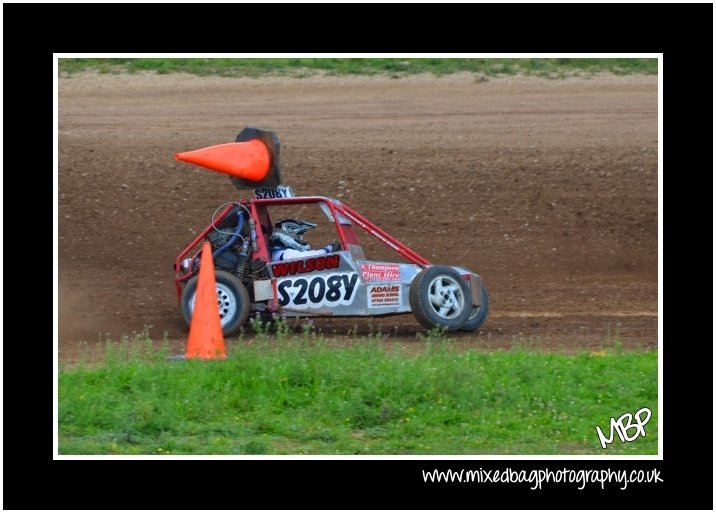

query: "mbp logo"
xmin=595 ymin=407 xmax=652 ymax=449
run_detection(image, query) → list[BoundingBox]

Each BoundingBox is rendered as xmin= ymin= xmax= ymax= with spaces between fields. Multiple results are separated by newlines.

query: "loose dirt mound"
xmin=58 ymin=73 xmax=657 ymax=358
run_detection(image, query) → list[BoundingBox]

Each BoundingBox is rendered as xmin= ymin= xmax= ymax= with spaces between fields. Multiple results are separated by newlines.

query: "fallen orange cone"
xmin=185 ymin=241 xmax=226 ymax=360
xmin=176 ymin=139 xmax=270 ymax=182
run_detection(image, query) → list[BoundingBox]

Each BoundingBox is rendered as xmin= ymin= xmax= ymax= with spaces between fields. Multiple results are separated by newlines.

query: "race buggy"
xmin=174 ymin=127 xmax=489 ymax=336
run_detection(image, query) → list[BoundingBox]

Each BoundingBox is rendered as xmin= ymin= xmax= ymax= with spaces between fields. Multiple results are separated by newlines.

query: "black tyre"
xmin=458 ymin=285 xmax=490 ymax=332
xmin=409 ymin=266 xmax=473 ymax=330
xmin=180 ymin=270 xmax=250 ymax=337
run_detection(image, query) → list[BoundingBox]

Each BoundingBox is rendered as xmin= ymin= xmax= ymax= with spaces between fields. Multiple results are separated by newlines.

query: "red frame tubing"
xmin=250 ymin=196 xmax=431 ymax=266
xmin=334 ymin=203 xmax=432 ymax=266
xmin=248 ymin=200 xmax=271 ymax=263
xmin=174 ymin=196 xmax=432 ymax=300
xmin=173 ymin=203 xmax=236 ymax=300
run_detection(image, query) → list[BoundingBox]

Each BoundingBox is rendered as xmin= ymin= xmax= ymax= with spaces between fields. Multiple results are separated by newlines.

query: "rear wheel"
xmin=409 ymin=266 xmax=473 ymax=330
xmin=458 ymin=286 xmax=489 ymax=332
xmin=180 ymin=270 xmax=250 ymax=337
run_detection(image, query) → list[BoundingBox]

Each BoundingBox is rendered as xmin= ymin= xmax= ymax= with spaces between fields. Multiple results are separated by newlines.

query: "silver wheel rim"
xmin=189 ymin=283 xmax=237 ymax=328
xmin=427 ymin=275 xmax=466 ymax=320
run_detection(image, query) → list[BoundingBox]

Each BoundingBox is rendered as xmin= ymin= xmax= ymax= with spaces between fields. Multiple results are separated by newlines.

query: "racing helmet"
xmin=270 ymin=218 xmax=318 ymax=251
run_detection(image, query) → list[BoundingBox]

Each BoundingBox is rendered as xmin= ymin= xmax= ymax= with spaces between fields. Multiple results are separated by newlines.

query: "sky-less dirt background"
xmin=58 ymin=72 xmax=658 ymax=359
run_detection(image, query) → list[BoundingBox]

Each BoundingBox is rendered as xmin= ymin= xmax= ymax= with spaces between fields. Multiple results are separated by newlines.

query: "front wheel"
xmin=409 ymin=266 xmax=473 ymax=331
xmin=458 ymin=286 xmax=489 ymax=332
xmin=180 ymin=270 xmax=250 ymax=337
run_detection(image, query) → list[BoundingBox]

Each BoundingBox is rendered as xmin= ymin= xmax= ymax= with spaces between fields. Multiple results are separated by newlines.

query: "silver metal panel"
xmin=273 ymin=252 xmax=422 ymax=317
xmin=268 ymin=251 xmax=484 ymax=319
xmin=253 ymin=279 xmax=274 ymax=301
xmin=273 ymin=251 xmax=365 ymax=317
xmin=318 ymin=202 xmax=353 ymax=225
xmin=469 ymin=273 xmax=483 ymax=306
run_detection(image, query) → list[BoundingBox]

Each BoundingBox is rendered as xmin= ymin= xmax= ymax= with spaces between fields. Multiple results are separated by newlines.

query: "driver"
xmin=269 ymin=218 xmax=341 ymax=261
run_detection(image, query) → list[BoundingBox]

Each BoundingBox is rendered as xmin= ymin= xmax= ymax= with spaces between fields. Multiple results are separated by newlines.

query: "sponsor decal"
xmin=253 ymin=186 xmax=295 ymax=199
xmin=360 ymin=262 xmax=400 ymax=282
xmin=272 ymin=255 xmax=340 ymax=277
xmin=277 ymin=273 xmax=358 ymax=308
xmin=368 ymin=284 xmax=401 ymax=308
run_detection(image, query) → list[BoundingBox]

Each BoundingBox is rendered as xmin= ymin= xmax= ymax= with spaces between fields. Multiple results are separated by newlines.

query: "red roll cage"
xmin=173 ymin=196 xmax=431 ymax=300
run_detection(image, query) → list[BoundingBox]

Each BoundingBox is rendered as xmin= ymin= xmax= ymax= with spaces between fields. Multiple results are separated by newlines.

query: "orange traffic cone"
xmin=176 ymin=139 xmax=270 ymax=182
xmin=185 ymin=242 xmax=226 ymax=360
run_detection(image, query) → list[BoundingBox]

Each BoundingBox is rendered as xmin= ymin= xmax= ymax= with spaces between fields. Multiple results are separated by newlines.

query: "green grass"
xmin=59 ymin=328 xmax=658 ymax=455
xmin=58 ymin=58 xmax=657 ymax=78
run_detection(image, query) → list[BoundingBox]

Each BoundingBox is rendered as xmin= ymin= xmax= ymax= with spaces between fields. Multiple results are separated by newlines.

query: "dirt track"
xmin=58 ymin=72 xmax=658 ymax=359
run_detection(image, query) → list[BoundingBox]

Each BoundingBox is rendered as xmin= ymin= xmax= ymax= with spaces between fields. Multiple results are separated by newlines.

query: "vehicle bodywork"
xmin=174 ymin=128 xmax=488 ymax=333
